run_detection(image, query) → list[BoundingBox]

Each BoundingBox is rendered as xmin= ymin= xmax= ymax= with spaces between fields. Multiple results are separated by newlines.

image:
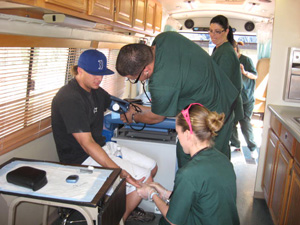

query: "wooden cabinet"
xmin=114 ymin=0 xmax=134 ymax=27
xmin=133 ymin=0 xmax=146 ymax=30
xmin=89 ymin=0 xmax=134 ymax=26
xmin=262 ymin=129 xmax=279 ymax=204
xmin=145 ymin=0 xmax=155 ymax=33
xmin=145 ymin=0 xmax=162 ymax=33
xmin=88 ymin=0 xmax=115 ymax=21
xmin=269 ymin=142 xmax=293 ymax=225
xmin=44 ymin=0 xmax=87 ymax=12
xmin=262 ymin=112 xmax=300 ymax=225
xmin=295 ymin=140 xmax=300 ymax=165
xmin=270 ymin=113 xmax=281 ymax=136
xmin=88 ymin=0 xmax=161 ymax=31
xmin=284 ymin=162 xmax=300 ymax=225
xmin=154 ymin=1 xmax=162 ymax=33
xmin=9 ymin=0 xmax=162 ymax=36
xmin=280 ymin=125 xmax=296 ymax=156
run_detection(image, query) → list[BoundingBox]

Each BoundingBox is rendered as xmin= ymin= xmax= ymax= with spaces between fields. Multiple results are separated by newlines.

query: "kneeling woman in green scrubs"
xmin=137 ymin=103 xmax=240 ymax=225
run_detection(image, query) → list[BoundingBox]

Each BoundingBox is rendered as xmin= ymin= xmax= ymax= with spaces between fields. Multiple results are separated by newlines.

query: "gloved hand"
xmin=137 ymin=183 xmax=157 ymax=201
xmin=149 ymin=182 xmax=168 ymax=200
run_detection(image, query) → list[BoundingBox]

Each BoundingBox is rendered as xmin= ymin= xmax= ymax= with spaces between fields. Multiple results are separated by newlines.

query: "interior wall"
xmin=254 ymin=0 xmax=300 ymax=193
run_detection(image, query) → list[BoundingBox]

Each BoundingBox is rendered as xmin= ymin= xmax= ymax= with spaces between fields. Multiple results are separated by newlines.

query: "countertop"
xmin=268 ymin=104 xmax=300 ymax=143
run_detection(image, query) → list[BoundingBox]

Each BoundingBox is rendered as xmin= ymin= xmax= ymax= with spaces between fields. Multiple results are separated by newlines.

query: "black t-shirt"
xmin=51 ymin=78 xmax=111 ymax=164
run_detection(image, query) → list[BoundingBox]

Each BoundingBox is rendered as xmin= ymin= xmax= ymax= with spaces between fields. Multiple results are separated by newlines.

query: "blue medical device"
xmin=66 ymin=175 xmax=79 ymax=183
xmin=109 ymin=96 xmax=130 ymax=114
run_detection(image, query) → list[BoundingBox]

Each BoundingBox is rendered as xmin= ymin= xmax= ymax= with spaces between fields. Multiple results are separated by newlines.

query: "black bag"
xmin=6 ymin=166 xmax=48 ymax=191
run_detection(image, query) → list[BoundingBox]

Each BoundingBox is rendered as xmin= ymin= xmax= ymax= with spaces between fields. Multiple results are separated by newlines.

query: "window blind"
xmin=100 ymin=48 xmax=126 ymax=97
xmin=0 ymin=46 xmax=125 ymax=155
xmin=0 ymin=47 xmax=76 ymax=154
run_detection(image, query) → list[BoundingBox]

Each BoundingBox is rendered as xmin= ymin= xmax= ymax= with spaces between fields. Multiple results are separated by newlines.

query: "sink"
xmin=294 ymin=117 xmax=300 ymax=125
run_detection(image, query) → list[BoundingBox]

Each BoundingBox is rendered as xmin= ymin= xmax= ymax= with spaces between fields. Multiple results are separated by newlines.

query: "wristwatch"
xmin=150 ymin=191 xmax=159 ymax=201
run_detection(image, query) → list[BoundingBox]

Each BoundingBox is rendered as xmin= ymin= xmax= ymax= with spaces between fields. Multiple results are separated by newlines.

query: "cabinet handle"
xmin=285 ymin=132 xmax=288 ymax=139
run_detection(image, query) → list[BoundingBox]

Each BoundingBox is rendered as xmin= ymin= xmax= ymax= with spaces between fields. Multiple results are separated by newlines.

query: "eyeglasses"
xmin=127 ymin=66 xmax=146 ymax=84
xmin=208 ymin=29 xmax=225 ymax=35
xmin=181 ymin=103 xmax=203 ymax=134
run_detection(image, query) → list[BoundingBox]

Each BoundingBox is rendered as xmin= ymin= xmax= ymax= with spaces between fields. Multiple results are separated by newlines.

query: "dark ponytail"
xmin=227 ymin=26 xmax=234 ymax=46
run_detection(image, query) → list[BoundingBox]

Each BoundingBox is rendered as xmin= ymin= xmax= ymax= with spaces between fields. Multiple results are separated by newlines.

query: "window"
xmin=234 ymin=35 xmax=258 ymax=66
xmin=0 ymin=44 xmax=125 ymax=155
xmin=0 ymin=47 xmax=73 ymax=154
xmin=99 ymin=49 xmax=126 ymax=98
xmin=179 ymin=31 xmax=258 ymax=64
xmin=180 ymin=32 xmax=211 ymax=53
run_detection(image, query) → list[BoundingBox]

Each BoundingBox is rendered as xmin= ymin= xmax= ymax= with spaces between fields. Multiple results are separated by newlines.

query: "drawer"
xmin=280 ymin=125 xmax=295 ymax=156
xmin=270 ymin=114 xmax=281 ymax=137
xmin=295 ymin=140 xmax=300 ymax=166
xmin=270 ymin=128 xmax=279 ymax=145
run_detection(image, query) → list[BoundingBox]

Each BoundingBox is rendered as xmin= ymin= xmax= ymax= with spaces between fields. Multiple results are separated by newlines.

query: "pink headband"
xmin=181 ymin=103 xmax=203 ymax=134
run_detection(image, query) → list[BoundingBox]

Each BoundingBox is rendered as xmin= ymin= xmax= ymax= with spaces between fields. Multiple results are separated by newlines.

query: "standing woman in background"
xmin=230 ymin=41 xmax=259 ymax=159
xmin=209 ymin=15 xmax=243 ymax=158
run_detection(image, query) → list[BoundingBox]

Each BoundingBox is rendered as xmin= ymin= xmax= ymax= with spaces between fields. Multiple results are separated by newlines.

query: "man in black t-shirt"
xmin=51 ymin=49 xmax=157 ymax=222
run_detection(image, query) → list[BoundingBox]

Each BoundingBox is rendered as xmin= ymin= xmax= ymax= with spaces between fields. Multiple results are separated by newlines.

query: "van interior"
xmin=0 ymin=0 xmax=300 ymax=225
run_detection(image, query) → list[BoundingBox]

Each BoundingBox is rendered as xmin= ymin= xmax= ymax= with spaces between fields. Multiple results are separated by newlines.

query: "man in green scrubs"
xmin=116 ymin=31 xmax=238 ymax=165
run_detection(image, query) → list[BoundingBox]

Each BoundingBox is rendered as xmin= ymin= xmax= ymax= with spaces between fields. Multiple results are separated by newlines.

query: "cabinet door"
xmin=133 ymin=0 xmax=146 ymax=30
xmin=284 ymin=162 xmax=300 ymax=225
xmin=294 ymin=140 xmax=300 ymax=165
xmin=154 ymin=1 xmax=162 ymax=33
xmin=269 ymin=142 xmax=293 ymax=225
xmin=45 ymin=0 xmax=87 ymax=12
xmin=145 ymin=0 xmax=155 ymax=33
xmin=270 ymin=113 xmax=281 ymax=137
xmin=262 ymin=129 xmax=279 ymax=204
xmin=114 ymin=0 xmax=134 ymax=27
xmin=88 ymin=0 xmax=115 ymax=21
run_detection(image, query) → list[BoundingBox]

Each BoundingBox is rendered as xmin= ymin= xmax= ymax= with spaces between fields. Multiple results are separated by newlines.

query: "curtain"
xmin=256 ymin=22 xmax=273 ymax=59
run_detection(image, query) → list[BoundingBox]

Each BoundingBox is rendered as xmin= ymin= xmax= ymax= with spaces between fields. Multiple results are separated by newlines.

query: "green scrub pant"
xmin=177 ymin=113 xmax=234 ymax=168
xmin=230 ymin=100 xmax=257 ymax=151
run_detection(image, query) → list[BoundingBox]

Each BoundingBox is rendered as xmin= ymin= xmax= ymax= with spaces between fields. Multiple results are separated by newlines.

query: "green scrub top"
xmin=211 ymin=42 xmax=244 ymax=122
xmin=149 ymin=31 xmax=238 ymax=163
xmin=159 ymin=148 xmax=240 ymax=225
xmin=149 ymin=31 xmax=237 ymax=117
xmin=239 ymin=54 xmax=257 ymax=104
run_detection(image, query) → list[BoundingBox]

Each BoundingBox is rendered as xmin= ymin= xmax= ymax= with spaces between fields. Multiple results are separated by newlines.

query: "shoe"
xmin=250 ymin=150 xmax=258 ymax=159
xmin=126 ymin=207 xmax=155 ymax=222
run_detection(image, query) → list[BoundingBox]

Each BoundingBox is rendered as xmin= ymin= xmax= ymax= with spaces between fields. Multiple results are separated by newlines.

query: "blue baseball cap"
xmin=78 ymin=49 xmax=114 ymax=76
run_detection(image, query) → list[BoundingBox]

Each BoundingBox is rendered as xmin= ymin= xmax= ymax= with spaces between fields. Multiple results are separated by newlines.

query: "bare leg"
xmin=123 ymin=190 xmax=142 ymax=221
xmin=150 ymin=165 xmax=158 ymax=179
xmin=123 ymin=167 xmax=157 ymax=221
